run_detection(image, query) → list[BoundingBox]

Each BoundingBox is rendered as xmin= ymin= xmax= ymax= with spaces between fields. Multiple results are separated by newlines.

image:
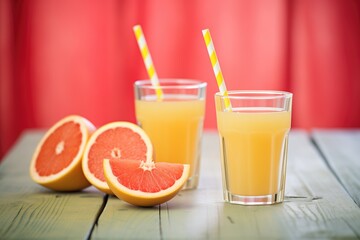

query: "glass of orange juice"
xmin=215 ymin=90 xmax=292 ymax=205
xmin=134 ymin=79 xmax=207 ymax=189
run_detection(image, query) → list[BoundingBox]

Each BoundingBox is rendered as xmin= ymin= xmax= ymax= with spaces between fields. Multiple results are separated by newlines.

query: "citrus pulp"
xmin=82 ymin=121 xmax=153 ymax=194
xmin=30 ymin=115 xmax=96 ymax=191
xmin=104 ymin=158 xmax=190 ymax=206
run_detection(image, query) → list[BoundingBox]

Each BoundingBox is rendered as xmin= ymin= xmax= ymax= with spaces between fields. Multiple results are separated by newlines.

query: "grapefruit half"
xmin=30 ymin=115 xmax=96 ymax=191
xmin=82 ymin=122 xmax=153 ymax=194
xmin=104 ymin=159 xmax=190 ymax=206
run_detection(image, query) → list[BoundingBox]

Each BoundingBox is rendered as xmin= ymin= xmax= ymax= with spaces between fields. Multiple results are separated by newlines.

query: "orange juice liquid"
xmin=135 ymin=98 xmax=205 ymax=178
xmin=217 ymin=108 xmax=291 ymax=196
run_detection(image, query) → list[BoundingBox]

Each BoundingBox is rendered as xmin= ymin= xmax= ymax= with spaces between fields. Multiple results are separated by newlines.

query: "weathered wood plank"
xmin=161 ymin=132 xmax=360 ymax=239
xmin=0 ymin=192 xmax=105 ymax=239
xmin=91 ymin=131 xmax=223 ymax=239
xmin=312 ymin=129 xmax=360 ymax=207
xmin=2 ymin=130 xmax=360 ymax=239
xmin=91 ymin=196 xmax=163 ymax=239
xmin=0 ymin=130 xmax=105 ymax=239
xmin=92 ymin=131 xmax=360 ymax=239
xmin=283 ymin=131 xmax=360 ymax=239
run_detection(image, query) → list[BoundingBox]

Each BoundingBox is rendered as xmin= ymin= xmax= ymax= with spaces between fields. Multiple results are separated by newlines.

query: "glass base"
xmin=182 ymin=175 xmax=199 ymax=190
xmin=224 ymin=190 xmax=285 ymax=205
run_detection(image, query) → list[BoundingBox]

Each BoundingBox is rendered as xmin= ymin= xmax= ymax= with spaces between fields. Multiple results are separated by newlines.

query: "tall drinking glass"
xmin=135 ymin=79 xmax=207 ymax=189
xmin=215 ymin=90 xmax=292 ymax=205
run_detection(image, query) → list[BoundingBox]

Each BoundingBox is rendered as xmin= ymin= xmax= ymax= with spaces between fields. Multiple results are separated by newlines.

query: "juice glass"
xmin=134 ymin=79 xmax=207 ymax=189
xmin=215 ymin=90 xmax=292 ymax=205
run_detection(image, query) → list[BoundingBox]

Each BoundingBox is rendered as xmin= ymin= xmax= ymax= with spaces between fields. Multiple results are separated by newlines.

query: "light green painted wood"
xmin=283 ymin=131 xmax=360 ymax=239
xmin=92 ymin=196 xmax=163 ymax=239
xmin=92 ymin=131 xmax=360 ymax=239
xmin=312 ymin=129 xmax=360 ymax=207
xmin=0 ymin=130 xmax=105 ymax=239
xmin=91 ymin=132 xmax=223 ymax=239
xmin=2 ymin=130 xmax=360 ymax=239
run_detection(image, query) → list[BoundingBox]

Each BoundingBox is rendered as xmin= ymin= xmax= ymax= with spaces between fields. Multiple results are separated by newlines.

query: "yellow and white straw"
xmin=202 ymin=29 xmax=231 ymax=110
xmin=133 ymin=25 xmax=163 ymax=99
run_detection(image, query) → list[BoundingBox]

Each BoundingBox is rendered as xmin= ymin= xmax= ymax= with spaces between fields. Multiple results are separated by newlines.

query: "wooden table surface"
xmin=1 ymin=129 xmax=360 ymax=239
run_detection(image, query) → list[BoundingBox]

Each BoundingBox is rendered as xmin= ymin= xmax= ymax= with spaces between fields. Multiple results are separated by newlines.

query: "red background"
xmin=1 ymin=0 xmax=360 ymax=158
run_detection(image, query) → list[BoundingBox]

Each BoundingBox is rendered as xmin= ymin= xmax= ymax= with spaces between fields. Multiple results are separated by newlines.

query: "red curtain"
xmin=1 ymin=0 xmax=360 ymax=158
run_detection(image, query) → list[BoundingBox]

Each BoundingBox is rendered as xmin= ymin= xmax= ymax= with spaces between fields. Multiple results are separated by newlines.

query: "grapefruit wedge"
xmin=104 ymin=159 xmax=190 ymax=207
xmin=82 ymin=122 xmax=153 ymax=194
xmin=30 ymin=115 xmax=96 ymax=191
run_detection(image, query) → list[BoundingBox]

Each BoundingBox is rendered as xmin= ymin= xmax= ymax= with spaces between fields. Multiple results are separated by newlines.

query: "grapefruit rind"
xmin=103 ymin=159 xmax=190 ymax=207
xmin=82 ymin=121 xmax=153 ymax=194
xmin=30 ymin=115 xmax=96 ymax=191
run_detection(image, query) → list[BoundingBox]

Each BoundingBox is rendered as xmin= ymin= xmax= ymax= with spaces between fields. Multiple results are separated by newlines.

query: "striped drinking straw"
xmin=202 ymin=29 xmax=232 ymax=110
xmin=133 ymin=25 xmax=163 ymax=100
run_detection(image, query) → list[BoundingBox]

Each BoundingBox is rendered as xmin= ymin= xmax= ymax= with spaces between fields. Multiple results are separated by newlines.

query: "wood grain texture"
xmin=312 ymin=129 xmax=360 ymax=207
xmin=1 ymin=130 xmax=360 ymax=239
xmin=284 ymin=131 xmax=360 ymax=239
xmin=91 ymin=131 xmax=360 ymax=239
xmin=91 ymin=131 xmax=223 ymax=239
xmin=0 ymin=130 xmax=105 ymax=239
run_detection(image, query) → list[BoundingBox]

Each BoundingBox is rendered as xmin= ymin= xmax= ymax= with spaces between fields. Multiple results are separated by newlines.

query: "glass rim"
xmin=134 ymin=79 xmax=207 ymax=89
xmin=215 ymin=90 xmax=292 ymax=100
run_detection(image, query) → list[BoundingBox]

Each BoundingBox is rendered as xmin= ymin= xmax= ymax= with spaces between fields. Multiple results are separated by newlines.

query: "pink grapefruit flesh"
xmin=104 ymin=158 xmax=190 ymax=207
xmin=82 ymin=122 xmax=153 ymax=194
xmin=30 ymin=115 xmax=96 ymax=191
